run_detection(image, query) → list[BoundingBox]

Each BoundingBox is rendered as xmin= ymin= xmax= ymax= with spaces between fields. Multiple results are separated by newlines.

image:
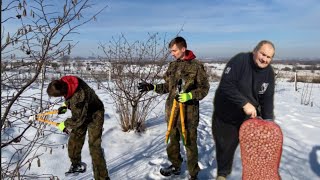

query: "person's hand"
xmin=58 ymin=106 xmax=67 ymax=114
xmin=57 ymin=102 xmax=67 ymax=114
xmin=138 ymin=82 xmax=154 ymax=93
xmin=178 ymin=92 xmax=192 ymax=103
xmin=243 ymin=103 xmax=257 ymax=118
xmin=57 ymin=121 xmax=66 ymax=131
xmin=57 ymin=122 xmax=69 ymax=134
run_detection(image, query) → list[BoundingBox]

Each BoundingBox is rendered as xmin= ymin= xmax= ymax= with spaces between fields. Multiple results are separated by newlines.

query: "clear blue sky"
xmin=4 ymin=0 xmax=320 ymax=59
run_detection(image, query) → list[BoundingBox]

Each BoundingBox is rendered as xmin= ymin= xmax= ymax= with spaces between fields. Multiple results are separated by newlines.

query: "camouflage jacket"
xmin=155 ymin=51 xmax=210 ymax=128
xmin=61 ymin=76 xmax=104 ymax=129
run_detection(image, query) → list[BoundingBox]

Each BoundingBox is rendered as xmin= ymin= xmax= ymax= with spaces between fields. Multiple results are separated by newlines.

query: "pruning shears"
xmin=29 ymin=107 xmax=69 ymax=134
xmin=165 ymin=79 xmax=187 ymax=146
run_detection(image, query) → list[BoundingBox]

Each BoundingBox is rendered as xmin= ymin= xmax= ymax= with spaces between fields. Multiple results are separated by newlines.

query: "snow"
xmin=2 ymin=80 xmax=320 ymax=179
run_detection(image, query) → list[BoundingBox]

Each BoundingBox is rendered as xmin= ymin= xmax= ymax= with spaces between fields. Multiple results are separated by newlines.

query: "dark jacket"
xmin=155 ymin=50 xmax=210 ymax=128
xmin=61 ymin=76 xmax=104 ymax=129
xmin=214 ymin=52 xmax=275 ymax=124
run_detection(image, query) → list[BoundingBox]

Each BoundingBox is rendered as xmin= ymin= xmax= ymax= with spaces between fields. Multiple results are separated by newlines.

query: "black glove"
xmin=63 ymin=128 xmax=70 ymax=134
xmin=138 ymin=82 xmax=154 ymax=93
xmin=58 ymin=106 xmax=67 ymax=114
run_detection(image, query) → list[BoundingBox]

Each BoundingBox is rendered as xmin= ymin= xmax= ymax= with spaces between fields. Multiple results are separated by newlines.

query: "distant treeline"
xmin=272 ymin=59 xmax=320 ymax=65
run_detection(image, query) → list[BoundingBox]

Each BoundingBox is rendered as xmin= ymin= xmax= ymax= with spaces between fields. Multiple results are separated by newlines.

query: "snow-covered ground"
xmin=2 ymin=80 xmax=319 ymax=180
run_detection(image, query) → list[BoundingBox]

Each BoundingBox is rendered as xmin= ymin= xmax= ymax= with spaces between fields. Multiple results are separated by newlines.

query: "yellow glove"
xmin=178 ymin=92 xmax=193 ymax=103
xmin=57 ymin=121 xmax=65 ymax=131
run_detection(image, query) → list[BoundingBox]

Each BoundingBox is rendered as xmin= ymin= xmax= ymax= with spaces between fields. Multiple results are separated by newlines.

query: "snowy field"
xmin=2 ymin=80 xmax=319 ymax=180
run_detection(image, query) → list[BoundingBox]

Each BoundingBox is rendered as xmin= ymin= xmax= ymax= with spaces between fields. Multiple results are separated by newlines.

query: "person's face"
xmin=253 ymin=43 xmax=275 ymax=68
xmin=170 ymin=44 xmax=186 ymax=60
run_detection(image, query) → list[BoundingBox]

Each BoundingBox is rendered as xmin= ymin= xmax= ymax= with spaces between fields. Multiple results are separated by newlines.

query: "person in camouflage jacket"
xmin=47 ymin=76 xmax=110 ymax=180
xmin=138 ymin=36 xmax=210 ymax=180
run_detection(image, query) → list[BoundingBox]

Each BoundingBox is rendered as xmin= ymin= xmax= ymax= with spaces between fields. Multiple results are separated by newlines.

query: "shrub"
xmin=281 ymin=67 xmax=291 ymax=71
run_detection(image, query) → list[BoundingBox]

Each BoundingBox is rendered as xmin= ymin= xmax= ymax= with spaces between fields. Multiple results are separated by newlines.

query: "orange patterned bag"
xmin=239 ymin=118 xmax=283 ymax=180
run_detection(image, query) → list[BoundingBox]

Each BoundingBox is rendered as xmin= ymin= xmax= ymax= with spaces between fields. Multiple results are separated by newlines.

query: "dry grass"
xmin=288 ymin=75 xmax=320 ymax=83
xmin=205 ymin=66 xmax=221 ymax=82
xmin=311 ymin=76 xmax=320 ymax=83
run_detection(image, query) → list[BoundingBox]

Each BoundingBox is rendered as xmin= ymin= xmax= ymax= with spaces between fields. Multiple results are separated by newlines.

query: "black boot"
xmin=66 ymin=163 xmax=86 ymax=174
xmin=160 ymin=165 xmax=181 ymax=176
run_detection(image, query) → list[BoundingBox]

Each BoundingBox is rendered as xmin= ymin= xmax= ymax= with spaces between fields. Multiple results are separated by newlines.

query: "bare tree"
xmin=94 ymin=33 xmax=170 ymax=132
xmin=61 ymin=55 xmax=70 ymax=71
xmin=1 ymin=0 xmax=107 ymax=179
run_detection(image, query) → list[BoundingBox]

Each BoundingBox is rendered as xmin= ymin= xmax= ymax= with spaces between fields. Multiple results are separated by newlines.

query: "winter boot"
xmin=65 ymin=163 xmax=86 ymax=174
xmin=189 ymin=175 xmax=198 ymax=180
xmin=160 ymin=165 xmax=181 ymax=176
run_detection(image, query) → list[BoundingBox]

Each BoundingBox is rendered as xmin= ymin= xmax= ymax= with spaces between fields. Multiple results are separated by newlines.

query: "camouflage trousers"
xmin=166 ymin=127 xmax=200 ymax=177
xmin=68 ymin=110 xmax=109 ymax=180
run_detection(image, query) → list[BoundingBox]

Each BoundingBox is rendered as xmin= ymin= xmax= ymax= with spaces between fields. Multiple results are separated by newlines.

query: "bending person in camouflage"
xmin=138 ymin=36 xmax=210 ymax=180
xmin=47 ymin=76 xmax=110 ymax=180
